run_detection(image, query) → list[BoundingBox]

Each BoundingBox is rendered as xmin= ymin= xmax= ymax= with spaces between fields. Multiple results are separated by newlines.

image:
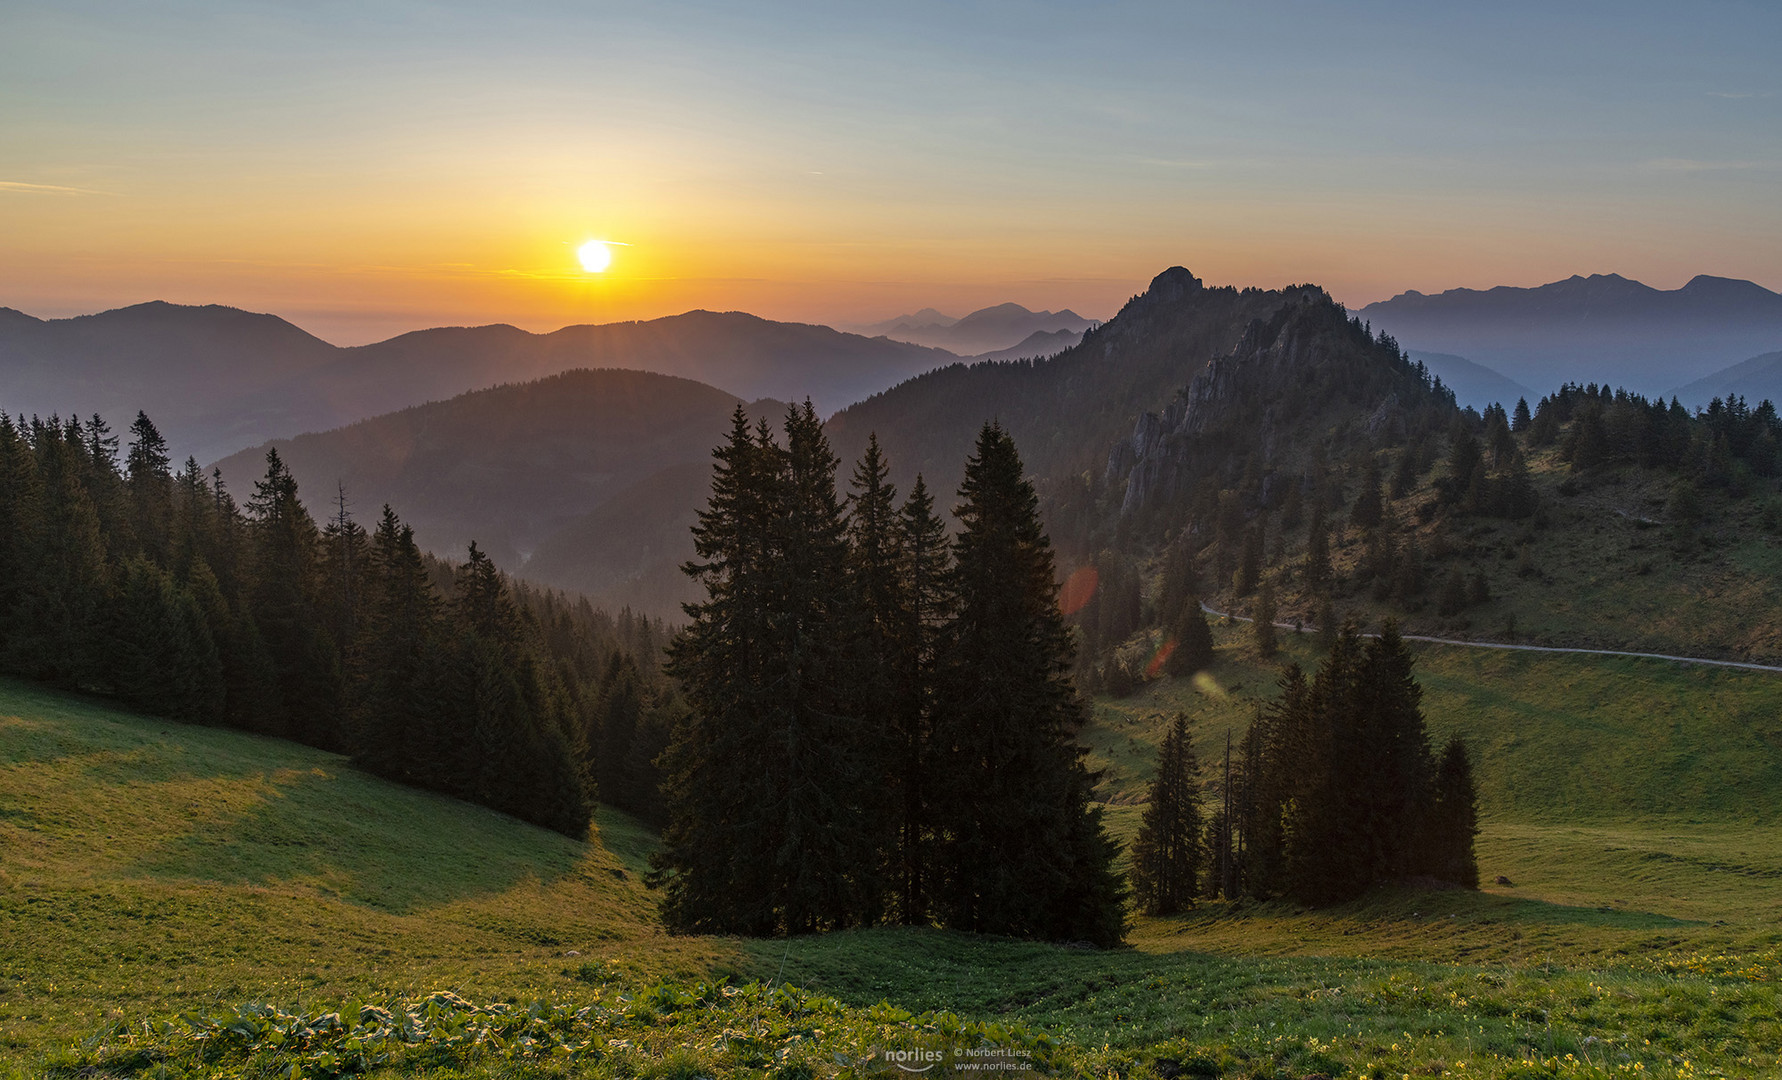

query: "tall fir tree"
xmin=893 ymin=473 xmax=952 ymax=923
xmin=1428 ymin=735 xmax=1481 ymax=888
xmin=928 ymin=422 xmax=1126 ymax=946
xmin=657 ymin=405 xmax=880 ymax=933
xmin=246 ymin=449 xmax=343 ymax=746
xmin=1131 ymin=714 xmax=1204 ymax=915
xmin=1164 ymin=600 xmax=1216 ymax=677
xmin=353 ymin=507 xmax=449 ymax=785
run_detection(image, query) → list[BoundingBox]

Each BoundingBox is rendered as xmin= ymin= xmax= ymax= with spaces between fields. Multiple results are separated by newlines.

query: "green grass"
xmin=10 ymin=654 xmax=1782 ymax=1078
xmin=0 ymin=679 xmax=730 ymax=1065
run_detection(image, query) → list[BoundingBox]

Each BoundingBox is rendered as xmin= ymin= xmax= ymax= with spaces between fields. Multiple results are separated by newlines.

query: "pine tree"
xmin=1252 ymin=579 xmax=1278 ymax=658
xmin=125 ymin=412 xmax=173 ymax=565
xmin=1428 ymin=735 xmax=1480 ymax=888
xmin=246 ymin=449 xmax=342 ymax=746
xmin=891 ymin=472 xmax=953 ymax=924
xmin=1511 ymin=397 xmax=1532 ymax=433
xmin=928 ymin=423 xmax=1126 ymax=946
xmin=353 ymin=507 xmax=449 ymax=785
xmin=657 ymin=405 xmax=878 ymax=933
xmin=1164 ymin=601 xmax=1215 ymax=677
xmin=1131 ymin=714 xmax=1204 ymax=915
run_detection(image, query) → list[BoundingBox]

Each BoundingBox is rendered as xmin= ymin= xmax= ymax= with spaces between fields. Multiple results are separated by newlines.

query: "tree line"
xmin=0 ymin=409 xmax=676 ymax=836
xmin=1132 ymin=620 xmax=1478 ymax=913
xmin=652 ymin=405 xmax=1125 ymax=945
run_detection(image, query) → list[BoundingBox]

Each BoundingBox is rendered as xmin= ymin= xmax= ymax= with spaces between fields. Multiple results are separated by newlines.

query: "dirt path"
xmin=1199 ymin=603 xmax=1782 ymax=674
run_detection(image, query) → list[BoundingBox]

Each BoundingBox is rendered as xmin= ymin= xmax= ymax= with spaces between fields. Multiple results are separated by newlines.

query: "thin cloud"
xmin=1642 ymin=158 xmax=1782 ymax=173
xmin=0 ymin=180 xmax=111 ymax=196
xmin=1708 ymin=90 xmax=1773 ymax=99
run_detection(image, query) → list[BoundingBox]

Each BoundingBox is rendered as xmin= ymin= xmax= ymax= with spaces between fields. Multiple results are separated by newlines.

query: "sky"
xmin=3 ymin=0 xmax=1780 ymax=344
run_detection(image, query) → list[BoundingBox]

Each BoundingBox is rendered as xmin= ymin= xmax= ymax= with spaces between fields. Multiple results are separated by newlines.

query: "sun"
xmin=576 ymin=239 xmax=612 ymax=273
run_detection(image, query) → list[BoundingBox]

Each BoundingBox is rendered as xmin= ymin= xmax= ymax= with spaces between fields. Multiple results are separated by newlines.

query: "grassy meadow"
xmin=5 ymin=622 xmax=1782 ymax=1078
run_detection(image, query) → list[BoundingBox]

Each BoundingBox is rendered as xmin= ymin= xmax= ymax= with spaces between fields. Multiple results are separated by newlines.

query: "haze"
xmin=4 ymin=1 xmax=1780 ymax=343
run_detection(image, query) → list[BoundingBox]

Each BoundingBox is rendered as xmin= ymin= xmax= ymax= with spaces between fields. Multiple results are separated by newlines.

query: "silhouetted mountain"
xmin=1360 ymin=274 xmax=1782 ymax=395
xmin=0 ymin=303 xmax=957 ymax=462
xmin=211 ymin=368 xmax=776 ymax=584
xmin=0 ymin=301 xmax=340 ymax=458
xmin=825 ymin=270 xmax=1297 ymax=553
xmin=972 ymin=328 xmax=1084 ymax=363
xmin=1408 ymin=351 xmax=1536 ymax=411
xmin=868 ymin=302 xmax=1096 ymax=355
xmin=858 ymin=308 xmax=959 ymax=335
xmin=1669 ymin=350 xmax=1782 ymax=409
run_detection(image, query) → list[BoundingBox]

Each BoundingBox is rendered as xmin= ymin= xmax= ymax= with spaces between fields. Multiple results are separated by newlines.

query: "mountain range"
xmin=0 ymin=304 xmax=958 ymax=463
xmin=859 ymin=302 xmax=1097 ymax=355
xmin=1361 ymin=273 xmax=1782 ymax=396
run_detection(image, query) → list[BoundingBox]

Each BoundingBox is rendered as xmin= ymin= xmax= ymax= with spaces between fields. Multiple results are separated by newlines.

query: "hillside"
xmin=0 ymin=677 xmax=722 ymax=1061
xmin=1671 ymin=349 xmax=1782 ymax=409
xmin=825 ymin=269 xmax=1297 ymax=555
xmin=211 ymin=371 xmax=775 ymax=606
xmin=1360 ymin=273 xmax=1782 ymax=396
xmin=13 ymin=646 xmax=1782 ymax=1078
xmin=0 ymin=303 xmax=956 ymax=463
xmin=1155 ymin=401 xmax=1782 ymax=667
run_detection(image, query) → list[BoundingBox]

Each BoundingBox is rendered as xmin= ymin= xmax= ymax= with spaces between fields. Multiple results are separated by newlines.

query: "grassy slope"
xmin=8 ymin=635 xmax=1782 ymax=1077
xmin=0 ymin=679 xmax=729 ymax=1061
xmin=739 ymin=628 xmax=1782 ymax=1075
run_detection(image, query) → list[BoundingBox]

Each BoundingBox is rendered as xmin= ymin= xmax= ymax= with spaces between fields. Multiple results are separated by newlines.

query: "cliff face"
xmin=1104 ymin=287 xmax=1432 ymax=520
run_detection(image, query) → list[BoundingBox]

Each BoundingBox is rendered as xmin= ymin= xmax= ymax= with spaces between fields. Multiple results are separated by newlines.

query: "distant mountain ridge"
xmin=211 ymin=368 xmax=787 ymax=618
xmin=859 ymin=302 xmax=1096 ymax=355
xmin=1361 ymin=273 xmax=1782 ymax=396
xmin=971 ymin=328 xmax=1084 ymax=363
xmin=1408 ymin=351 xmax=1536 ymax=412
xmin=0 ymin=302 xmax=958 ymax=462
xmin=1669 ymin=350 xmax=1782 ymax=409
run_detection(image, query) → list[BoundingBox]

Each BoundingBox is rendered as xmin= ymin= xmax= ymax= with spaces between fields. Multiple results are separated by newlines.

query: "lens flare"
xmin=1191 ymin=671 xmax=1228 ymax=699
xmin=1144 ymin=636 xmax=1178 ymax=679
xmin=1059 ymin=566 xmax=1098 ymax=616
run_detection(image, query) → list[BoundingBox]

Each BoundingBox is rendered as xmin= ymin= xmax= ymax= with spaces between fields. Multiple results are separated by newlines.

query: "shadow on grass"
xmin=121 ymin=754 xmax=591 ymax=915
xmin=735 ymin=884 xmax=1703 ymax=1022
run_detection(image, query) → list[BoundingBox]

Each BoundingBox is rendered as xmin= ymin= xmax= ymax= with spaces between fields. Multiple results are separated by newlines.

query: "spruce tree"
xmin=1428 ymin=736 xmax=1480 ymax=888
xmin=657 ymin=405 xmax=878 ymax=933
xmin=125 ymin=412 xmax=173 ymax=565
xmin=1131 ymin=714 xmax=1204 ymax=915
xmin=1164 ymin=601 xmax=1215 ymax=677
xmin=1252 ymin=579 xmax=1278 ymax=658
xmin=246 ymin=449 xmax=342 ymax=746
xmin=893 ymin=473 xmax=952 ymax=923
xmin=354 ymin=507 xmax=449 ymax=785
xmin=928 ymin=422 xmax=1125 ymax=946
